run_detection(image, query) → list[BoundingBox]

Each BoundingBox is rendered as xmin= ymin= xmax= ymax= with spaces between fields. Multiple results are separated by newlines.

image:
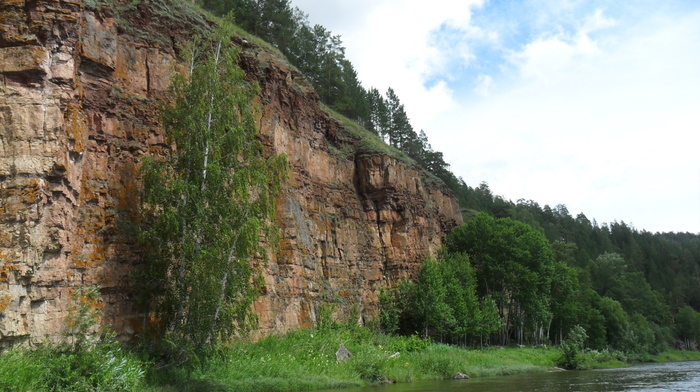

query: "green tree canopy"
xmin=445 ymin=213 xmax=555 ymax=345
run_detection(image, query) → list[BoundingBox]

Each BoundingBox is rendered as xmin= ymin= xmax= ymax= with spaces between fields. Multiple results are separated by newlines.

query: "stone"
xmin=454 ymin=372 xmax=470 ymax=380
xmin=335 ymin=343 xmax=352 ymax=361
xmin=0 ymin=46 xmax=49 ymax=73
xmin=80 ymin=13 xmax=117 ymax=70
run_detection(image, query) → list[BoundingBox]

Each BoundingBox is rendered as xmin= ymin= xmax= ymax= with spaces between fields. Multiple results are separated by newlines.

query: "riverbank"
xmin=2 ymin=325 xmax=699 ymax=391
xmin=146 ymin=326 xmax=561 ymax=391
xmin=646 ymin=350 xmax=700 ymax=363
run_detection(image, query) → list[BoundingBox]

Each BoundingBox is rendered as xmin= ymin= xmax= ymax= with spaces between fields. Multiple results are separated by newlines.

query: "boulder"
xmin=336 ymin=343 xmax=352 ymax=361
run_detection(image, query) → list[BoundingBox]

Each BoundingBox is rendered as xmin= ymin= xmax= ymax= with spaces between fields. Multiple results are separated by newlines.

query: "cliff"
xmin=0 ymin=0 xmax=462 ymax=346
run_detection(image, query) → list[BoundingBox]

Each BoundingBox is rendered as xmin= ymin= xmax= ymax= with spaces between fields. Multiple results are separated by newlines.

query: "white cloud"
xmin=506 ymin=9 xmax=616 ymax=82
xmin=474 ymin=74 xmax=493 ymax=97
xmin=292 ymin=0 xmax=483 ymax=126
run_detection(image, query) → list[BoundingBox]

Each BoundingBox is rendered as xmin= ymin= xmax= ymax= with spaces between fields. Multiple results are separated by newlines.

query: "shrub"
xmin=390 ymin=334 xmax=432 ymax=353
xmin=558 ymin=325 xmax=587 ymax=370
xmin=354 ymin=355 xmax=389 ymax=383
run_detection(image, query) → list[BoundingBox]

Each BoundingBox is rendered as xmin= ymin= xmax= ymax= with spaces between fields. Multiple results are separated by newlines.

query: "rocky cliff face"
xmin=0 ymin=0 xmax=462 ymax=346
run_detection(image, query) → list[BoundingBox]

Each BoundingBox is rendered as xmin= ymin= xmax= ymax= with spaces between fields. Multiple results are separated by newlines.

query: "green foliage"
xmin=64 ymin=285 xmax=103 ymax=351
xmin=379 ymin=254 xmax=501 ymax=345
xmin=414 ymin=259 xmax=455 ymax=338
xmin=145 ymin=325 xmax=559 ymax=391
xmin=575 ymin=349 xmax=628 ymax=370
xmin=388 ymin=334 xmax=432 ymax=353
xmin=139 ymin=20 xmax=287 ymax=360
xmin=0 ymin=341 xmax=147 ymax=392
xmin=378 ymin=287 xmax=402 ymax=335
xmin=446 ymin=213 xmax=555 ymax=345
xmin=0 ymin=287 xmax=146 ymax=392
xmin=559 ymin=325 xmax=587 ymax=369
xmin=549 ymin=261 xmax=582 ymax=344
xmin=316 ymin=302 xmax=338 ymax=331
xmin=675 ymin=306 xmax=700 ymax=349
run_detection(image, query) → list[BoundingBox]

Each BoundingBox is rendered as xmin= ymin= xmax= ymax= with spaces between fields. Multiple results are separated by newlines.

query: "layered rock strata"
xmin=0 ymin=0 xmax=462 ymax=346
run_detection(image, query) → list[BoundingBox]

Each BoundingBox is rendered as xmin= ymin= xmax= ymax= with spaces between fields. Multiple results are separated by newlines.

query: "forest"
xmin=196 ymin=0 xmax=700 ymax=355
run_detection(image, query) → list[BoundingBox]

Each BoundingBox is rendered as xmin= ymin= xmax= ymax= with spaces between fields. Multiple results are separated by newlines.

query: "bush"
xmin=418 ymin=352 xmax=460 ymax=378
xmin=354 ymin=355 xmax=389 ymax=383
xmin=577 ymin=348 xmax=627 ymax=369
xmin=389 ymin=334 xmax=432 ymax=353
xmin=558 ymin=325 xmax=587 ymax=370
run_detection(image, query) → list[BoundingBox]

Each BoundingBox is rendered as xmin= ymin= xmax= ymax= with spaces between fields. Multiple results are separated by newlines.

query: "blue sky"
xmin=291 ymin=0 xmax=700 ymax=233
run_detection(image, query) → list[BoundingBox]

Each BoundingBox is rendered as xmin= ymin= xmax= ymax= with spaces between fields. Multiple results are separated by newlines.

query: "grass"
xmin=576 ymin=349 xmax=629 ymax=370
xmin=0 ymin=340 xmax=147 ymax=392
xmin=6 ymin=325 xmax=700 ymax=391
xmin=322 ymin=104 xmax=414 ymax=164
xmin=145 ymin=326 xmax=562 ymax=391
xmin=644 ymin=349 xmax=700 ymax=363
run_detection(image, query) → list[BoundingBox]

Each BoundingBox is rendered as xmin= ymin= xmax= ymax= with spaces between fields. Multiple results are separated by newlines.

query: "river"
xmin=327 ymin=361 xmax=700 ymax=392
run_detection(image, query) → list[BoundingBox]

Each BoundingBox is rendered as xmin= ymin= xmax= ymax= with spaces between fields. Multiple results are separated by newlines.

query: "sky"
xmin=290 ymin=0 xmax=700 ymax=234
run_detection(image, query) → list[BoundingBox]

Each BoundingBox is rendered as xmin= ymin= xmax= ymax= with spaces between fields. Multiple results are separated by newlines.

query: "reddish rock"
xmin=0 ymin=0 xmax=461 ymax=346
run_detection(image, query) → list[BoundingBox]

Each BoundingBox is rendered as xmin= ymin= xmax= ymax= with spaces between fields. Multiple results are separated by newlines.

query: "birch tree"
xmin=140 ymin=21 xmax=287 ymax=359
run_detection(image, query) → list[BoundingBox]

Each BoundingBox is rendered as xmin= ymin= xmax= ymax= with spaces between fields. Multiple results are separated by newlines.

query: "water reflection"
xmin=327 ymin=361 xmax=700 ymax=392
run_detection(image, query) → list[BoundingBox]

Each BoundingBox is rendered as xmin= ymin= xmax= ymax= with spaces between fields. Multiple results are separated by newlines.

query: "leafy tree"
xmin=590 ymin=252 xmax=627 ymax=298
xmin=446 ymin=213 xmax=555 ymax=345
xmin=413 ymin=259 xmax=455 ymax=339
xmin=596 ymin=296 xmax=629 ymax=350
xmin=440 ymin=253 xmax=480 ymax=344
xmin=549 ymin=261 xmax=582 ymax=344
xmin=676 ymin=306 xmax=700 ymax=349
xmin=140 ymin=22 xmax=287 ymax=359
xmin=475 ymin=296 xmax=504 ymax=347
xmin=624 ymin=313 xmax=656 ymax=354
xmin=577 ymin=288 xmax=608 ymax=349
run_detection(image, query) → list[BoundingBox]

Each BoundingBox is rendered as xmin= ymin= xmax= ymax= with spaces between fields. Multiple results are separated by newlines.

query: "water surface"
xmin=329 ymin=361 xmax=700 ymax=392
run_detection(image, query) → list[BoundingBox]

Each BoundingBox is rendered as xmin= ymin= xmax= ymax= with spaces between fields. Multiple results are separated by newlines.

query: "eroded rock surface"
xmin=0 ymin=0 xmax=461 ymax=346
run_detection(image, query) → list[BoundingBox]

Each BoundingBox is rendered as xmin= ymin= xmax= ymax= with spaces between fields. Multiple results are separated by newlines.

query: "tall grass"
xmin=147 ymin=326 xmax=561 ymax=391
xmin=0 ymin=340 xmax=147 ymax=392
